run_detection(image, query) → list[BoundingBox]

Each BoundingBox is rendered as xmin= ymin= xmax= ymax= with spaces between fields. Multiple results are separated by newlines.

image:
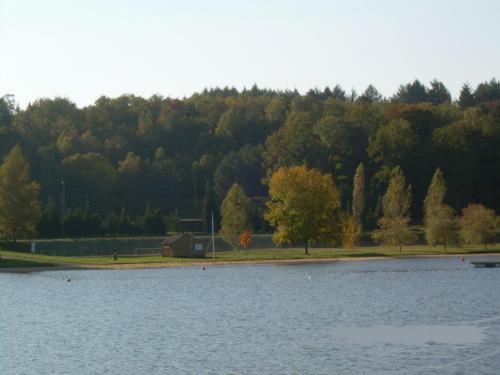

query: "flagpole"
xmin=211 ymin=211 xmax=215 ymax=261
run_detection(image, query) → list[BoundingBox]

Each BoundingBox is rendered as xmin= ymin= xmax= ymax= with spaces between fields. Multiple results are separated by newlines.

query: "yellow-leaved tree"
xmin=219 ymin=183 xmax=252 ymax=249
xmin=0 ymin=145 xmax=41 ymax=241
xmin=265 ymin=165 xmax=341 ymax=255
xmin=372 ymin=166 xmax=415 ymax=253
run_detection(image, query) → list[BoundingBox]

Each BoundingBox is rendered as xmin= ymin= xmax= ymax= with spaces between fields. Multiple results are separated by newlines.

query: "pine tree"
xmin=220 ymin=183 xmax=252 ymax=248
xmin=0 ymin=145 xmax=41 ymax=241
xmin=423 ymin=168 xmax=456 ymax=249
xmin=372 ymin=166 xmax=415 ymax=253
xmin=37 ymin=197 xmax=61 ymax=237
xmin=458 ymin=83 xmax=475 ymax=109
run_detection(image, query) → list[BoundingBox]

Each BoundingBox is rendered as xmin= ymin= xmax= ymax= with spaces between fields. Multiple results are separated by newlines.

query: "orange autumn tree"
xmin=265 ymin=165 xmax=341 ymax=255
xmin=240 ymin=230 xmax=253 ymax=255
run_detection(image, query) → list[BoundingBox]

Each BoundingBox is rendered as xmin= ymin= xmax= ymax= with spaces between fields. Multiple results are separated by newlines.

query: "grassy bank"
xmin=214 ymin=244 xmax=500 ymax=261
xmin=1 ymin=244 xmax=499 ymax=269
xmin=0 ymin=257 xmax=55 ymax=268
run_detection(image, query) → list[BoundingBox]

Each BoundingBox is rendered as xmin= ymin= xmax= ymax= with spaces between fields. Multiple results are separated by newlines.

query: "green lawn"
xmin=0 ymin=257 xmax=55 ymax=268
xmin=214 ymin=244 xmax=500 ymax=261
xmin=0 ymin=250 xmax=193 ymax=265
xmin=1 ymin=244 xmax=499 ymax=268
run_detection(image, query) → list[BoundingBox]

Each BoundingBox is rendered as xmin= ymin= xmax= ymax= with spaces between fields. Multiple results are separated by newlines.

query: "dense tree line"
xmin=0 ymin=78 xmax=499 ymax=238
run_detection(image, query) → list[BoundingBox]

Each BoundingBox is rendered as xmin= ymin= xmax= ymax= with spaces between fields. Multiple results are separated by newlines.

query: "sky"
xmin=1 ymin=0 xmax=499 ymax=108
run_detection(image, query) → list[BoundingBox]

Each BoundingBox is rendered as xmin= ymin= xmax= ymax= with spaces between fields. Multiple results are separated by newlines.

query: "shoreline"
xmin=2 ymin=252 xmax=500 ymax=273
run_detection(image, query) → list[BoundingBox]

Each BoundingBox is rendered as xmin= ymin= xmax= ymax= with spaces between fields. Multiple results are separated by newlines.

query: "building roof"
xmin=162 ymin=234 xmax=185 ymax=245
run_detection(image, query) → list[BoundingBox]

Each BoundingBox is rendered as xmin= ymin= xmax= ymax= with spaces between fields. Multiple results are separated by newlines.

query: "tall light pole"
xmin=193 ymin=176 xmax=198 ymax=219
xmin=61 ymin=178 xmax=66 ymax=238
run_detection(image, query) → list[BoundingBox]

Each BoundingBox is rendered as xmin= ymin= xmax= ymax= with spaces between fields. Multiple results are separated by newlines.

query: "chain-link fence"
xmin=32 ymin=237 xmax=165 ymax=256
xmin=23 ymin=228 xmax=429 ymax=257
xmin=28 ymin=234 xmax=302 ymax=256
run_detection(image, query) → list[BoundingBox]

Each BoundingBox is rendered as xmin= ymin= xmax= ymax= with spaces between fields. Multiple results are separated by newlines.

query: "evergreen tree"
xmin=458 ymin=83 xmax=475 ymax=109
xmin=37 ymin=197 xmax=61 ymax=237
xmin=164 ymin=209 xmax=181 ymax=233
xmin=372 ymin=166 xmax=415 ymax=252
xmin=474 ymin=79 xmax=500 ymax=103
xmin=0 ymin=145 xmax=41 ymax=241
xmin=220 ymin=183 xmax=252 ymax=248
xmin=393 ymin=80 xmax=428 ymax=103
xmin=139 ymin=206 xmax=165 ymax=235
xmin=423 ymin=168 xmax=456 ymax=249
xmin=357 ymin=84 xmax=382 ymax=103
xmin=103 ymin=207 xmax=139 ymax=235
xmin=427 ymin=79 xmax=451 ymax=105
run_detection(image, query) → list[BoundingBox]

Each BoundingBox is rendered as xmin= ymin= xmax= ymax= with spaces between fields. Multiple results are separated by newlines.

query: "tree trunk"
xmin=305 ymin=241 xmax=310 ymax=255
xmin=443 ymin=235 xmax=447 ymax=251
xmin=398 ymin=241 xmax=402 ymax=254
xmin=12 ymin=229 xmax=17 ymax=243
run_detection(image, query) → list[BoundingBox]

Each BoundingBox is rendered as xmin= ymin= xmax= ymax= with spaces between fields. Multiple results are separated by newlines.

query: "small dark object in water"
xmin=201 ymin=265 xmax=206 ymax=270
xmin=65 ymin=278 xmax=71 ymax=282
xmin=471 ymin=261 xmax=500 ymax=268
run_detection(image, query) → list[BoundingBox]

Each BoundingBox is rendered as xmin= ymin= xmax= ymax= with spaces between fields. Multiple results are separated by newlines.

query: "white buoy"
xmin=308 ymin=275 xmax=311 ymax=280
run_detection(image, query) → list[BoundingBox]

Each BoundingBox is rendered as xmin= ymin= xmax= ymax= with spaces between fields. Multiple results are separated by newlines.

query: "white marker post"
xmin=211 ymin=211 xmax=215 ymax=261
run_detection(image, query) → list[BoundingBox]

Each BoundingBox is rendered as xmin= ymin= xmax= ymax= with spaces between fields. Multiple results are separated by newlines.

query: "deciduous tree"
xmin=220 ymin=183 xmax=252 ymax=248
xmin=240 ymin=230 xmax=253 ymax=255
xmin=341 ymin=214 xmax=359 ymax=249
xmin=0 ymin=146 xmax=41 ymax=241
xmin=265 ymin=165 xmax=341 ymax=254
xmin=423 ymin=168 xmax=456 ymax=249
xmin=346 ymin=163 xmax=366 ymax=247
xmin=352 ymin=163 xmax=365 ymax=226
xmin=459 ymin=204 xmax=498 ymax=248
xmin=372 ymin=166 xmax=415 ymax=252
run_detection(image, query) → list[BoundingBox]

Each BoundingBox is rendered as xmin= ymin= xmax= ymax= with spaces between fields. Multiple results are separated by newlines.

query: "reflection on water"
xmin=335 ymin=324 xmax=485 ymax=345
xmin=1 ymin=257 xmax=500 ymax=374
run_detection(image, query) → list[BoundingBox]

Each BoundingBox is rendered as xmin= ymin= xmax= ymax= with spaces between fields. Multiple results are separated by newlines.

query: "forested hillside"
xmin=1 ymin=79 xmax=499 ymax=237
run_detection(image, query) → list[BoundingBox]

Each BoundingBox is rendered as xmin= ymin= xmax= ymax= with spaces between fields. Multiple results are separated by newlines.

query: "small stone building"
xmin=161 ymin=234 xmax=205 ymax=258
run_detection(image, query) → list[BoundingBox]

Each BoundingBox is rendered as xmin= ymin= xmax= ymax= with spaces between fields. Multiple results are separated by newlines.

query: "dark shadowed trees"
xmin=0 ymin=80 xmax=499 ymax=238
xmin=393 ymin=80 xmax=428 ymax=104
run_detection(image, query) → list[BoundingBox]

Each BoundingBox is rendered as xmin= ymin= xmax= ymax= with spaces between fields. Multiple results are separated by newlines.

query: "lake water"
xmin=1 ymin=257 xmax=500 ymax=374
